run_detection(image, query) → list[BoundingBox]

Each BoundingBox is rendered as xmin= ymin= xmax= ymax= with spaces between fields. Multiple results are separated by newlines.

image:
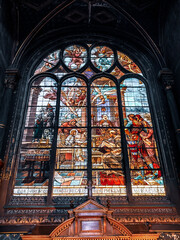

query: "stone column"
xmin=159 ymin=69 xmax=180 ymax=210
xmin=159 ymin=68 xmax=180 ymax=151
xmin=0 ymin=69 xmax=19 ymax=168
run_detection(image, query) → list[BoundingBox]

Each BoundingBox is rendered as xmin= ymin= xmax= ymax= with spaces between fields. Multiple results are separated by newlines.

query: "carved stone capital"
xmin=4 ymin=69 xmax=19 ymax=90
xmin=158 ymin=68 xmax=174 ymax=90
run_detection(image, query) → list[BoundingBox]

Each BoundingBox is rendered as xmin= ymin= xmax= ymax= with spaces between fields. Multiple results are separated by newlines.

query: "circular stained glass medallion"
xmin=91 ymin=46 xmax=114 ymax=71
xmin=63 ymin=45 xmax=87 ymax=71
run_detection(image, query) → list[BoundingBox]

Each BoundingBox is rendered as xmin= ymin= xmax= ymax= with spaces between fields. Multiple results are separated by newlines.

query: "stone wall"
xmin=160 ymin=0 xmax=180 ymax=109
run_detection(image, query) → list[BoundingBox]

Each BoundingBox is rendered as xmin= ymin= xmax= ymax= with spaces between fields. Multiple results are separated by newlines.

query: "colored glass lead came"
xmin=14 ymin=44 xmax=165 ymax=197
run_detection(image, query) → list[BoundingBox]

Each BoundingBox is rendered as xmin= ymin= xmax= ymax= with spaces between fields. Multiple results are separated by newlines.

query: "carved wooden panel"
xmin=21 ymin=200 xmax=160 ymax=240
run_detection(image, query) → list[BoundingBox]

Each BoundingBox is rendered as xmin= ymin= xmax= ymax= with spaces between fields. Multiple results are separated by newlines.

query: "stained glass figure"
xmin=59 ymin=77 xmax=87 ymax=124
xmin=91 ymin=107 xmax=120 ymax=127
xmin=34 ymin=50 xmax=60 ymax=75
xmin=118 ymin=51 xmax=142 ymax=74
xmin=63 ymin=45 xmax=87 ymax=71
xmin=91 ymin=128 xmax=122 ymax=170
xmin=120 ymin=78 xmax=165 ymax=196
xmin=14 ymin=77 xmax=57 ymax=196
xmin=91 ymin=46 xmax=114 ymax=71
xmin=91 ymin=77 xmax=117 ymax=106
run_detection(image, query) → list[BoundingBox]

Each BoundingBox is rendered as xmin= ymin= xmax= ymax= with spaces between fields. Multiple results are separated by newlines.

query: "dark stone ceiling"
xmin=9 ymin=0 xmax=163 ymax=47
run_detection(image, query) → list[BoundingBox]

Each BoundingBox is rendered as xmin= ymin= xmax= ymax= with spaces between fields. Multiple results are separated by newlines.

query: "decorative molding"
xmin=0 ymin=171 xmax=11 ymax=182
xmin=108 ymin=217 xmax=132 ymax=236
xmin=113 ymin=207 xmax=177 ymax=215
xmin=3 ymin=233 xmax=180 ymax=240
xmin=132 ymin=196 xmax=169 ymax=202
xmin=50 ymin=217 xmax=75 ymax=237
xmin=114 ymin=216 xmax=180 ymax=223
xmin=158 ymin=68 xmax=174 ymax=89
xmin=5 ymin=197 xmax=179 ymax=225
xmin=6 ymin=209 xmax=68 ymax=215
xmin=0 ymin=216 xmax=67 ymax=224
xmin=8 ymin=196 xmax=47 ymax=206
xmin=22 ymin=235 xmax=160 ymax=240
xmin=97 ymin=196 xmax=128 ymax=205
xmin=19 ymin=199 xmax=160 ymax=240
xmin=132 ymin=234 xmax=160 ymax=240
xmin=52 ymin=196 xmax=88 ymax=206
xmin=4 ymin=69 xmax=19 ymax=90
xmin=1 ymin=214 xmax=180 ymax=225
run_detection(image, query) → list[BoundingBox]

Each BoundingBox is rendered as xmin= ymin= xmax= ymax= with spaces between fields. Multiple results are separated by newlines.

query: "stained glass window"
xmin=34 ymin=50 xmax=60 ymax=75
xmin=63 ymin=45 xmax=87 ymax=71
xmin=14 ymin=43 xmax=166 ymax=198
xmin=117 ymin=51 xmax=142 ymax=74
xmin=14 ymin=77 xmax=57 ymax=196
xmin=91 ymin=46 xmax=114 ymax=71
xmin=91 ymin=77 xmax=125 ymax=196
xmin=120 ymin=78 xmax=165 ymax=195
xmin=54 ymin=77 xmax=87 ymax=196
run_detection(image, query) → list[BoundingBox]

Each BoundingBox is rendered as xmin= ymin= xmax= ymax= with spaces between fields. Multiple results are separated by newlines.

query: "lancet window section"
xmin=120 ymin=78 xmax=165 ymax=196
xmin=13 ymin=77 xmax=57 ymax=196
xmin=53 ymin=77 xmax=88 ymax=196
xmin=91 ymin=77 xmax=126 ymax=196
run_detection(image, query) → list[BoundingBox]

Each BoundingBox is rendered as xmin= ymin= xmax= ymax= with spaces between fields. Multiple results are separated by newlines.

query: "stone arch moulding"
xmin=21 ymin=200 xmax=160 ymax=240
xmin=11 ymin=0 xmax=165 ymax=69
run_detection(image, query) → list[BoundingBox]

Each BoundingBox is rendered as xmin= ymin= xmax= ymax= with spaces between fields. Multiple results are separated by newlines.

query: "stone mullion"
xmin=24 ymin=87 xmax=42 ymax=142
xmin=118 ymin=82 xmax=132 ymax=202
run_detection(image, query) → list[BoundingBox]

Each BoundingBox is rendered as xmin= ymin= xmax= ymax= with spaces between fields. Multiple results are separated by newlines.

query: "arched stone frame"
xmin=4 ymin=41 xmax=171 ymax=205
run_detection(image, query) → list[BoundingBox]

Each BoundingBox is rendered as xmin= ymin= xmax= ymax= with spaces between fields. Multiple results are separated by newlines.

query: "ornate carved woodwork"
xmin=20 ymin=200 xmax=160 ymax=240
